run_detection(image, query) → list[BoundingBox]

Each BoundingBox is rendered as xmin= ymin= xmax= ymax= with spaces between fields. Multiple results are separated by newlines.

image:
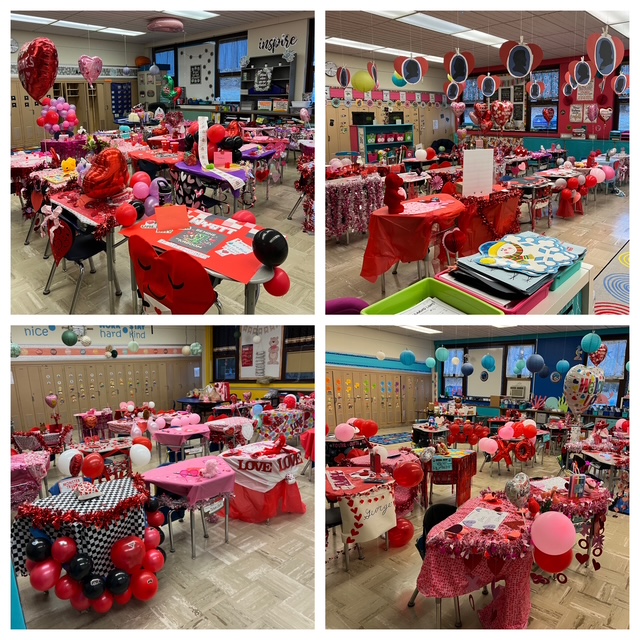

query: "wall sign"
xmin=190 ymin=65 xmax=201 ymax=84
xmin=258 ymin=33 xmax=298 ymax=54
xmin=240 ymin=326 xmax=283 ymax=380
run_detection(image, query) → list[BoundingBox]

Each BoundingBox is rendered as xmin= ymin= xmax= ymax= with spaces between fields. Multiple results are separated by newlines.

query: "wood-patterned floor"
xmin=15 ymin=447 xmax=315 ymax=629
xmin=325 ymin=429 xmax=629 ymax=630
xmin=11 ymin=159 xmax=315 ymax=315
xmin=326 ymin=185 xmax=630 ymax=306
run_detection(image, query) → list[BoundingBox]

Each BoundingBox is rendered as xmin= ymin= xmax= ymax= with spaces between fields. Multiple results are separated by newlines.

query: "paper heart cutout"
xmin=487 ymin=557 xmax=506 ymax=576
xmin=354 ymin=513 xmax=362 ymax=521
xmin=82 ymin=148 xmax=129 ymax=199
xmin=354 ymin=522 xmax=363 ymax=529
xmin=464 ymin=554 xmax=482 ymax=573
xmin=31 ymin=190 xmax=44 ymax=213
xmin=78 ymin=55 xmax=103 ymax=87
xmin=446 ymin=524 xmax=463 ymax=535
xmin=592 ymin=558 xmax=601 ymax=571
xmin=599 ymin=107 xmax=613 ymax=123
xmin=575 ymin=552 xmax=589 ymax=565
xmin=350 ymin=508 xmax=358 ymax=514
xmin=50 ymin=220 xmax=74 ymax=266
xmin=350 ymin=528 xmax=358 ymax=537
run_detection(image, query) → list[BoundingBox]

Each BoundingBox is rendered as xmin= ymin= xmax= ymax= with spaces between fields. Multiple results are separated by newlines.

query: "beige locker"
xmin=332 ymin=369 xmax=347 ymax=425
xmin=392 ymin=374 xmax=402 ymax=425
xmin=85 ymin=364 xmax=100 ymax=406
xmin=352 ymin=371 xmax=364 ymax=418
xmin=401 ymin=375 xmax=412 ymax=424
xmin=378 ymin=373 xmax=392 ymax=426
xmin=325 ymin=370 xmax=337 ymax=430
xmin=11 ymin=79 xmax=43 ymax=150
xmin=342 ymin=370 xmax=356 ymax=420
xmin=369 ymin=372 xmax=381 ymax=425
xmin=61 ymin=363 xmax=86 ymax=422
xmin=326 ymin=104 xmax=351 ymax=162
xmin=12 ymin=365 xmax=42 ymax=428
xmin=361 ymin=372 xmax=372 ymax=421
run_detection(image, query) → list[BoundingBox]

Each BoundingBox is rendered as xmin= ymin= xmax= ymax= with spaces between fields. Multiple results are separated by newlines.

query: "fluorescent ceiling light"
xmin=11 ymin=14 xmax=55 ymax=25
xmin=325 ymin=37 xmax=382 ymax=52
xmin=364 ymin=11 xmax=416 ymax=20
xmin=99 ymin=28 xmax=145 ymax=36
xmin=399 ymin=326 xmax=443 ymax=335
xmin=54 ymin=21 xmax=103 ymax=31
xmin=491 ymin=322 xmax=520 ymax=329
xmin=377 ymin=47 xmax=443 ymax=63
xmin=162 ymin=10 xmax=219 ymax=20
xmin=455 ymin=30 xmax=507 ymax=46
xmin=399 ymin=13 xmax=466 ymax=34
xmin=587 ymin=11 xmax=629 ymax=25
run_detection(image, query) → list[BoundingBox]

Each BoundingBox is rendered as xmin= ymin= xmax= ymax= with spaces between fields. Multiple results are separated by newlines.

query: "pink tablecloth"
xmin=11 ymin=451 xmax=50 ymax=485
xmin=107 ymin=419 xmax=147 ymax=436
xmin=153 ymin=425 xmax=211 ymax=447
xmin=141 ymin=455 xmax=236 ymax=508
xmin=417 ymin=496 xmax=533 ymax=629
xmin=76 ymin=437 xmax=133 ymax=456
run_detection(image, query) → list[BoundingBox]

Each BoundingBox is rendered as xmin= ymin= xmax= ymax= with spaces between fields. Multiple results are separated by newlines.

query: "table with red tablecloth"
xmin=205 ymin=416 xmax=251 ymax=450
xmin=211 ymin=400 xmax=270 ymax=419
xmin=128 ymin=148 xmax=185 ymax=173
xmin=300 ymin=429 xmax=315 ymax=464
xmin=11 ymin=451 xmax=51 ymax=510
xmin=11 ymin=426 xmax=74 ymax=457
xmin=325 ymin=434 xmax=368 ymax=466
xmin=147 ymin=135 xmax=187 ymax=151
xmin=221 ymin=442 xmax=306 ymax=523
xmin=360 ymin=194 xmax=465 ymax=282
xmin=74 ymin=409 xmax=114 ymax=440
xmin=11 ymin=153 xmax=52 ymax=197
xmin=422 ymin=450 xmax=477 ymax=507
xmin=417 ymin=494 xmax=533 ymax=629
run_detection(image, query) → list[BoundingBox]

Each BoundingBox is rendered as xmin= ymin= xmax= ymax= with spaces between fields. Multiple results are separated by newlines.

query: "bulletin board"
xmin=239 ymin=326 xmax=283 ymax=380
xmin=466 ymin=347 xmax=504 ymax=398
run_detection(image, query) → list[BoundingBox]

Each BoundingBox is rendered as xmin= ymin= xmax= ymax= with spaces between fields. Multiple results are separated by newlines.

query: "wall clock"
xmin=11 ymin=38 xmax=19 ymax=53
xmin=325 ymin=61 xmax=337 ymax=77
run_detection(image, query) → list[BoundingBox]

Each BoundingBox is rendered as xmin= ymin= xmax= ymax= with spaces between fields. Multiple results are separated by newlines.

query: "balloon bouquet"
xmin=37 ymin=97 xmax=80 ymax=139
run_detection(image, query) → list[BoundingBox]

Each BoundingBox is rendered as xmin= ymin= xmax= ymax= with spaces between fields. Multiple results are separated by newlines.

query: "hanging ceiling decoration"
xmin=587 ymin=28 xmax=624 ymax=77
xmin=611 ymin=73 xmax=629 ymax=95
xmin=367 ymin=62 xmax=379 ymax=90
xmin=336 ymin=66 xmax=351 ymax=88
xmin=444 ymin=49 xmax=475 ymax=84
xmin=443 ymin=81 xmax=466 ymax=101
xmin=499 ymin=37 xmax=544 ymax=79
xmin=476 ymin=74 xmax=501 ymax=98
xmin=394 ymin=56 xmax=429 ymax=84
xmin=526 ymin=79 xmax=545 ymax=100
xmin=147 ymin=18 xmax=184 ymax=33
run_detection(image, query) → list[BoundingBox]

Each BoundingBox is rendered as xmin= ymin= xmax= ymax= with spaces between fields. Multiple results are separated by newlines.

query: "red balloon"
xmin=388 ymin=518 xmax=415 ymax=547
xmin=482 ymin=427 xmax=490 ymax=438
xmin=91 ymin=591 xmax=114 ymax=614
xmin=69 ymin=453 xmax=83 ymax=477
xmin=207 ymin=124 xmax=226 ymax=145
xmin=523 ymin=424 xmax=537 ymax=439
xmin=586 ymin=175 xmax=598 ymax=189
xmin=25 ymin=558 xmax=38 ymax=574
xmin=133 ymin=437 xmax=153 ymax=452
xmin=566 ymin=177 xmax=579 ymax=190
xmin=55 ymin=575 xmax=80 ymax=600
xmin=207 ymin=142 xmax=217 ymax=162
xmin=463 ymin=422 xmax=474 ymax=435
xmin=347 ymin=448 xmax=367 ymax=459
xmin=232 ymin=210 xmax=257 ymax=224
xmin=36 ymin=117 xmax=45 ymax=128
xmin=146 ymin=511 xmax=165 ymax=528
xmin=468 ymin=434 xmax=479 ymax=445
xmin=29 ymin=560 xmax=62 ymax=592
xmin=263 ymin=268 xmax=291 ymax=297
xmin=426 ymin=147 xmax=437 ymax=160
xmin=82 ymin=148 xmax=129 ymax=199
xmin=561 ymin=188 xmax=573 ymax=201
xmin=18 ymin=38 xmax=59 ymax=102
xmin=622 ymin=420 xmax=629 ymax=433
xmin=447 ymin=435 xmax=456 ymax=445
xmin=456 ymin=433 xmax=467 ymax=444
xmin=393 ymin=461 xmax=424 ymax=488
xmin=131 ymin=570 xmax=159 ymax=601
xmin=142 ymin=549 xmax=165 ymax=573
xmin=130 ymin=171 xmax=152 ymax=187
xmin=143 ymin=527 xmax=161 ymax=550
xmin=113 ymin=587 xmax=133 ymax=605
xmin=70 ymin=592 xmax=92 ymax=611
xmin=513 ymin=422 xmax=525 ymax=438
xmin=359 ymin=420 xmax=379 ymax=439
xmin=534 ymin=547 xmax=574 ymax=574
xmin=283 ymin=396 xmax=296 ymax=410
xmin=111 ymin=536 xmax=146 ymax=574
xmin=188 ymin=121 xmax=199 ymax=136
xmin=41 ymin=97 xmax=51 ymax=106
xmin=51 ymin=537 xmax=78 ymax=564
xmin=449 ymin=423 xmax=461 ymax=436
xmin=81 ymin=453 xmax=105 ymax=479
xmin=115 ymin=203 xmax=137 ymax=227
xmin=46 ymin=110 xmax=59 ymax=125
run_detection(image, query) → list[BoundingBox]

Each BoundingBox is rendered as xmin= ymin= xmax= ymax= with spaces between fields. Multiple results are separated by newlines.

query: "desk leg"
xmin=224 ymin=495 xmax=230 ymax=542
xmin=158 ymin=443 xmax=162 ymax=465
xmin=190 ymin=509 xmax=196 ymax=559
xmin=129 ymin=255 xmax=138 ymax=314
xmin=245 ymin=283 xmax=259 ymax=314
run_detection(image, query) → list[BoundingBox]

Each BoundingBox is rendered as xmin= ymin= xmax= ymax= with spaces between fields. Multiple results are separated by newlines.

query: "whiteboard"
xmin=467 ymin=347 xmax=504 ymax=397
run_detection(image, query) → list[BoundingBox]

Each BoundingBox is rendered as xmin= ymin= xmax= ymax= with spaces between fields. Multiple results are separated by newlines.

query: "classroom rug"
xmin=594 ymin=242 xmax=629 ymax=315
xmin=369 ymin=432 xmax=412 ymax=446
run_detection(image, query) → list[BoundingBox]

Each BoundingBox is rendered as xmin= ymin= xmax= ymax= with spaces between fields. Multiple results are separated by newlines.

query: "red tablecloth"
xmin=147 ymin=135 xmax=187 ymax=151
xmin=325 ymin=435 xmax=368 ymax=466
xmin=300 ymin=429 xmax=315 ymax=462
xmin=417 ymin=495 xmax=533 ymax=629
xmin=129 ymin=148 xmax=185 ymax=172
xmin=422 ymin=450 xmax=477 ymax=506
xmin=142 ymin=455 xmax=236 ymax=508
xmin=107 ymin=419 xmax=147 ymax=436
xmin=360 ymin=194 xmax=465 ymax=282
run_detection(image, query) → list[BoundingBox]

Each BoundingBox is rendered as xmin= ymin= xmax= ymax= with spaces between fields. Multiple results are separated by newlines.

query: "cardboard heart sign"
xmin=589 ymin=344 xmax=608 ymax=367
xmin=31 ymin=190 xmax=44 ymax=213
xmin=18 ymin=38 xmax=59 ymax=102
xmin=542 ymin=107 xmax=555 ymax=124
xmin=599 ymin=107 xmax=613 ymax=123
xmin=586 ymin=103 xmax=599 ymax=123
xmin=50 ymin=221 xmax=74 ymax=266
xmin=82 ymin=148 xmax=129 ymax=199
xmin=78 ymin=55 xmax=103 ymax=87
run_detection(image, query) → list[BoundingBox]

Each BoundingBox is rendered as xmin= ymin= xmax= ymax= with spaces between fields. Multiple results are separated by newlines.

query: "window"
xmin=154 ymin=49 xmax=176 ymax=81
xmin=215 ymin=357 xmax=236 ymax=380
xmin=617 ymin=63 xmax=629 ymax=131
xmin=593 ymin=340 xmax=628 ymax=407
xmin=443 ymin=378 xmax=463 ymax=398
xmin=506 ymin=344 xmax=535 ymax=377
xmin=442 ymin=348 xmax=464 ymax=398
xmin=217 ymin=36 xmax=248 ymax=103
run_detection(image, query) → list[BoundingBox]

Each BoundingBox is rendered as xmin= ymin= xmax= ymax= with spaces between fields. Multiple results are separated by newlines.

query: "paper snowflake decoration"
xmin=240 ymin=56 xmax=250 ymax=68
xmin=282 ymin=49 xmax=296 ymax=63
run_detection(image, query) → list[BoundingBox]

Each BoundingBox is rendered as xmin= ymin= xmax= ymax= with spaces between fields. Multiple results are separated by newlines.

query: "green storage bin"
xmin=361 ymin=278 xmax=505 ymax=315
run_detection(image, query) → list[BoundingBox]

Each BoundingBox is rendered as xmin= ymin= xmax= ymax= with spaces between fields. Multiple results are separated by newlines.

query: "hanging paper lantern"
xmin=351 ymin=70 xmax=376 ymax=93
xmin=515 ymin=359 xmax=526 ymax=372
xmin=190 ymin=342 xmax=203 ymax=356
xmin=400 ymin=349 xmax=416 ymax=366
xmin=336 ymin=66 xmax=351 ymax=88
xmin=435 ymin=347 xmax=449 ymax=362
xmin=461 ymin=363 xmax=474 ymax=376
xmin=581 ymin=332 xmax=602 ymax=354
xmin=481 ymin=354 xmax=495 ymax=370
xmin=181 ymin=345 xmax=192 ymax=356
xmin=556 ymin=359 xmax=570 ymax=374
xmin=477 ymin=74 xmax=501 ymax=98
xmin=426 ymin=357 xmax=436 ymax=370
xmin=376 ymin=351 xmax=386 ymax=361
xmin=80 ymin=335 xmax=92 ymax=347
xmin=11 ymin=343 xmax=21 ymax=358
xmin=500 ymin=40 xmax=544 ymax=78
xmin=626 ymin=361 xmax=630 ymax=372
xmin=445 ymin=50 xmax=475 ymax=83
xmin=526 ymin=354 xmax=545 ymax=373
xmin=128 ymin=341 xmax=140 ymax=353
xmin=451 ymin=357 xmax=460 ymax=366
xmin=367 ymin=62 xmax=379 ymax=89
xmin=61 ymin=329 xmax=78 ymax=347
xmin=587 ymin=31 xmax=624 ymax=77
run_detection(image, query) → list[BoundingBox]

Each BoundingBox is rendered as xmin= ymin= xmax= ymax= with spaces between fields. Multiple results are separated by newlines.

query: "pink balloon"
xmin=155 ymin=417 xmax=166 ymax=429
xmin=529 ymin=436 xmax=537 ymax=447
xmin=572 ymin=191 xmax=581 ymax=203
xmin=189 ymin=413 xmax=201 ymax=424
xmin=602 ymin=165 xmax=615 ymax=181
xmin=616 ymin=418 xmax=626 ymax=430
xmin=180 ymin=416 xmax=190 ymax=427
xmin=498 ymin=426 xmax=515 ymax=440
xmin=334 ymin=423 xmax=356 ymax=442
xmin=147 ymin=422 xmax=159 ymax=435
xmin=590 ymin=167 xmax=606 ymax=183
xmin=132 ymin=182 xmax=150 ymax=200
xmin=478 ymin=437 xmax=498 ymax=454
xmin=504 ymin=421 xmax=514 ymax=429
xmin=530 ymin=511 xmax=576 ymax=555
xmin=171 ymin=418 xmax=181 ymax=427
xmin=131 ymin=425 xmax=143 ymax=438
xmin=120 ymin=402 xmax=128 ymax=410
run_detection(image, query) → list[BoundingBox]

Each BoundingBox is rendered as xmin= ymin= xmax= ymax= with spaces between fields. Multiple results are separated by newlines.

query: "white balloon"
xmin=523 ymin=419 xmax=537 ymax=428
xmin=148 ymin=401 xmax=155 ymax=409
xmin=59 ymin=449 xmax=83 ymax=476
xmin=415 ymin=148 xmax=428 ymax=161
xmin=127 ymin=404 xmax=135 ymax=412
xmin=373 ymin=445 xmax=388 ymax=462
xmin=130 ymin=444 xmax=151 ymax=468
xmin=376 ymin=351 xmax=386 ymax=361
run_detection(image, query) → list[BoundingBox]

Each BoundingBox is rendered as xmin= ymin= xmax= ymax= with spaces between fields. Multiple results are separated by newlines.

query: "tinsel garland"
xmin=11 ymin=425 xmax=74 ymax=456
xmin=16 ymin=474 xmax=150 ymax=530
xmin=295 ymin=160 xmax=315 ymax=235
xmin=455 ymin=189 xmax=522 ymax=240
xmin=157 ymin=492 xmax=232 ymax=512
xmin=326 ymin=174 xmax=384 ymax=239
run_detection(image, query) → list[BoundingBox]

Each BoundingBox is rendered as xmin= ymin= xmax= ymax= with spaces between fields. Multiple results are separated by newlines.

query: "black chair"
xmin=325 ymin=505 xmax=363 ymax=571
xmin=408 ymin=503 xmax=462 ymax=628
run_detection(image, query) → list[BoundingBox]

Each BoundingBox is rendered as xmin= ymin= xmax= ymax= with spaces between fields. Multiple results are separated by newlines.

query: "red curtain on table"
xmin=226 ymin=481 xmax=306 ymax=523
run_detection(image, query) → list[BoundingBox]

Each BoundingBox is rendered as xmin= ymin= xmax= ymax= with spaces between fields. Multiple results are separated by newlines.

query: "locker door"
xmin=401 ymin=375 xmax=412 ymax=425
xmin=62 ymin=364 xmax=84 ymax=423
xmin=124 ymin=362 xmax=137 ymax=405
xmin=353 ymin=371 xmax=364 ymax=418
xmin=85 ymin=364 xmax=100 ymax=406
xmin=361 ymin=372 xmax=372 ymax=421
xmin=378 ymin=373 xmax=391 ymax=426
xmin=133 ymin=362 xmax=147 ymax=405
xmin=343 ymin=370 xmax=355 ymax=419
xmin=13 ymin=365 xmax=39 ymax=429
xmin=151 ymin=361 xmax=168 ymax=411
xmin=42 ymin=364 xmax=66 ymax=426
xmin=105 ymin=363 xmax=121 ymax=406
xmin=393 ymin=374 xmax=402 ymax=425
xmin=333 ymin=369 xmax=346 ymax=425
xmin=11 ymin=370 xmax=22 ymax=430
xmin=325 ymin=370 xmax=337 ymax=430
xmin=326 ymin=103 xmax=346 ymax=161
xmin=370 ymin=372 xmax=380 ymax=424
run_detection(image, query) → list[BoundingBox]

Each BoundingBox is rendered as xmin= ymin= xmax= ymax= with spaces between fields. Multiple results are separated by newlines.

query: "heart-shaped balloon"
xmin=469 ymin=112 xmax=479 ymax=126
xmin=18 ymin=38 xmax=59 ymax=102
xmin=456 ymin=128 xmax=467 ymax=140
xmin=586 ymin=103 xmax=599 ymax=123
xmin=542 ymin=107 xmax=555 ymax=124
xmin=78 ymin=55 xmax=103 ymax=87
xmin=563 ymin=364 xmax=605 ymax=415
xmin=479 ymin=118 xmax=493 ymax=132
xmin=599 ymin=107 xmax=613 ymax=123
xmin=505 ymin=472 xmax=531 ymax=508
xmin=491 ymin=100 xmax=514 ymax=129
xmin=589 ymin=344 xmax=608 ymax=367
xmin=45 ymin=393 xmax=59 ymax=408
xmin=451 ymin=101 xmax=466 ymax=118
xmin=474 ymin=102 xmax=488 ymax=119
xmin=82 ymin=148 xmax=129 ymax=199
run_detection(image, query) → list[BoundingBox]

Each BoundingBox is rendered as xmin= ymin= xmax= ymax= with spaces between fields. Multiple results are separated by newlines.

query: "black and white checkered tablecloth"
xmin=11 ymin=477 xmax=145 ymax=577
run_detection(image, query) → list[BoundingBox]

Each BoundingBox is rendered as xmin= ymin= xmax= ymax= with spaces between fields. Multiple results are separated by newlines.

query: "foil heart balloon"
xmin=542 ymin=107 xmax=555 ymax=124
xmin=474 ymin=102 xmax=488 ymax=119
xmin=451 ymin=102 xmax=466 ymax=118
xmin=586 ymin=103 xmax=599 ymax=123
xmin=18 ymin=38 xmax=59 ymax=102
xmin=479 ymin=117 xmax=493 ymax=132
xmin=45 ymin=394 xmax=58 ymax=408
xmin=505 ymin=472 xmax=531 ymax=509
xmin=456 ymin=128 xmax=467 ymax=140
xmin=491 ymin=100 xmax=514 ymax=130
xmin=82 ymin=148 xmax=129 ymax=199
xmin=563 ymin=364 xmax=605 ymax=416
xmin=599 ymin=107 xmax=613 ymax=123
xmin=78 ymin=55 xmax=103 ymax=88
xmin=589 ymin=344 xmax=608 ymax=367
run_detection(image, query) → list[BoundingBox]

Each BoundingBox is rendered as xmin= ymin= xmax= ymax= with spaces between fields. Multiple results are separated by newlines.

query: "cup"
xmin=170 ymin=141 xmax=179 ymax=153
xmin=161 ymin=139 xmax=170 ymax=152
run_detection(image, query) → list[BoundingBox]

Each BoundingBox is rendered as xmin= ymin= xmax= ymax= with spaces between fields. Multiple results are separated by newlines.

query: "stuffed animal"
xmin=384 ymin=173 xmax=405 ymax=214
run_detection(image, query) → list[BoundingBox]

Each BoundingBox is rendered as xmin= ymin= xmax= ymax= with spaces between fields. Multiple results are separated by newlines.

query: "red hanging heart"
xmin=575 ymin=552 xmax=589 ymax=565
xmin=31 ymin=190 xmax=44 ymax=213
xmin=463 ymin=554 xmax=482 ymax=573
xmin=542 ymin=107 xmax=555 ymax=124
xmin=487 ymin=557 xmax=506 ymax=576
xmin=592 ymin=558 xmax=601 ymax=571
xmin=18 ymin=38 xmax=59 ymax=102
xmin=50 ymin=220 xmax=74 ymax=266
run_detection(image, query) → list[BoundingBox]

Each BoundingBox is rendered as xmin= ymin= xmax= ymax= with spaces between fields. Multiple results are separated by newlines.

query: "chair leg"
xmin=190 ymin=509 xmax=197 ymax=559
xmin=70 ymin=263 xmax=85 ymax=314
xmin=88 ymin=256 xmax=97 ymax=274
xmin=43 ymin=238 xmax=51 ymax=259
xmin=436 ymin=598 xmax=442 ymax=629
xmin=43 ymin=260 xmax=58 ymax=295
xmin=200 ymin=507 xmax=209 ymax=538
xmin=167 ymin=510 xmax=176 ymax=552
xmin=113 ymin=263 xmax=122 ymax=296
xmin=385 ymin=531 xmax=389 ymax=550
xmin=344 ymin=541 xmax=350 ymax=571
xmin=407 ymin=586 xmax=420 ymax=607
xmin=454 ymin=596 xmax=462 ymax=627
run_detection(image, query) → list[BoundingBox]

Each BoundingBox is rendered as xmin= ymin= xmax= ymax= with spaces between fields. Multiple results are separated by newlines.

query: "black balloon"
xmin=252 ymin=229 xmax=289 ymax=267
xmin=156 ymin=546 xmax=167 ymax=562
xmin=146 ymin=496 xmax=160 ymax=513
xmin=67 ymin=554 xmax=93 ymax=581
xmin=82 ymin=573 xmax=105 ymax=600
xmin=132 ymin=200 xmax=146 ymax=220
xmin=105 ymin=569 xmax=131 ymax=595
xmin=184 ymin=133 xmax=195 ymax=152
xmin=154 ymin=526 xmax=165 ymax=545
xmin=26 ymin=538 xmax=52 ymax=562
xmin=232 ymin=149 xmax=242 ymax=163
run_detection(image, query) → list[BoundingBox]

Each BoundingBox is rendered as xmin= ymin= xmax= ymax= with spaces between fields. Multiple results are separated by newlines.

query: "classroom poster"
xmin=240 ymin=326 xmax=283 ymax=380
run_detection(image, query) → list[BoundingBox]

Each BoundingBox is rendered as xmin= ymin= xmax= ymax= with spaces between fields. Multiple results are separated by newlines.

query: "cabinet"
xmin=11 ymin=79 xmax=45 ymax=150
xmin=137 ymin=67 xmax=168 ymax=109
xmin=241 ymin=55 xmax=296 ymax=113
xmin=350 ymin=124 xmax=415 ymax=162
